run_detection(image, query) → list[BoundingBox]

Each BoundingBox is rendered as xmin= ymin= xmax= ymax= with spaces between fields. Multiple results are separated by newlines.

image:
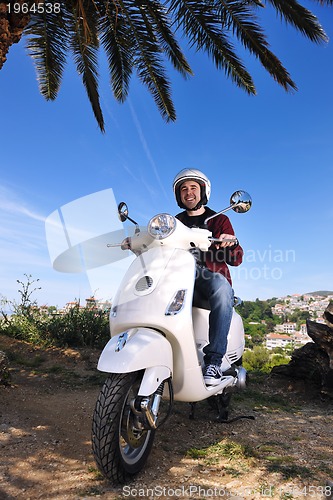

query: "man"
xmin=173 ymin=168 xmax=243 ymax=385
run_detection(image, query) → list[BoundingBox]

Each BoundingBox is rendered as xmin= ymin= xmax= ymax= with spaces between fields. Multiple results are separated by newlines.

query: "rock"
xmin=271 ymin=304 xmax=333 ymax=398
xmin=0 ymin=350 xmax=11 ymax=386
xmin=306 ymin=318 xmax=333 ymax=368
xmin=324 ymin=300 xmax=333 ymax=329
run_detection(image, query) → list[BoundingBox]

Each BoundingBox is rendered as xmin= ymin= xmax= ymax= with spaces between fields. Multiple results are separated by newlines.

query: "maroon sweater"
xmin=176 ymin=207 xmax=243 ymax=286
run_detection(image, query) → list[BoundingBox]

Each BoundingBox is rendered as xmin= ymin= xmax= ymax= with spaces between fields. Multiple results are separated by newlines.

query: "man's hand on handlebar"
xmin=214 ymin=234 xmax=238 ymax=249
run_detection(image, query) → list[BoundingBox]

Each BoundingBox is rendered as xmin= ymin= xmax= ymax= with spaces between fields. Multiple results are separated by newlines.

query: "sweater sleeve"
xmin=208 ymin=214 xmax=244 ymax=267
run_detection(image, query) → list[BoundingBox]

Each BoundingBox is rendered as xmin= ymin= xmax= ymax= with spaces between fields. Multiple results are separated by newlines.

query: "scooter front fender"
xmin=97 ymin=328 xmax=173 ymax=394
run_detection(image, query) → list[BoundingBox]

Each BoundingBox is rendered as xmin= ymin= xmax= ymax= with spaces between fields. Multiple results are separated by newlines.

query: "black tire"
xmin=92 ymin=371 xmax=155 ymax=484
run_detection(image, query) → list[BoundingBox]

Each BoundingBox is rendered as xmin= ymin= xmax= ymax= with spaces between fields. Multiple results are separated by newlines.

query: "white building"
xmin=266 ymin=333 xmax=293 ymax=350
xmin=274 ymin=322 xmax=297 ymax=334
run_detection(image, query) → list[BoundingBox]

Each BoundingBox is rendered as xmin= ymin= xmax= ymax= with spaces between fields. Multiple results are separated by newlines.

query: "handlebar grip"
xmin=209 ymin=237 xmax=239 ymax=246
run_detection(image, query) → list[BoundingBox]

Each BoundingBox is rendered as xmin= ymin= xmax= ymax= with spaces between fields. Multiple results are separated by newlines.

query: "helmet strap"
xmin=187 ymin=202 xmax=203 ymax=212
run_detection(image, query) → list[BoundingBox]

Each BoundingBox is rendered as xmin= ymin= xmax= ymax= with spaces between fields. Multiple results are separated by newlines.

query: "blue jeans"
xmin=195 ymin=266 xmax=234 ymax=366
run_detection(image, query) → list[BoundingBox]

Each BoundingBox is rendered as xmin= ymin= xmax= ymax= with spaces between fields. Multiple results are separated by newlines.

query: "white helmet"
xmin=173 ymin=168 xmax=211 ymax=209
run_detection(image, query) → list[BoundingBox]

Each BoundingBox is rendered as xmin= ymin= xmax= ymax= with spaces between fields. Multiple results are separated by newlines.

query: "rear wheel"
xmin=92 ymin=371 xmax=155 ymax=484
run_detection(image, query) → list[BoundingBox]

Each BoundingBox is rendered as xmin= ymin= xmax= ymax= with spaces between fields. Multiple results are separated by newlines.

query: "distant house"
xmin=272 ymin=304 xmax=286 ymax=317
xmin=86 ymin=297 xmax=112 ymax=311
xmin=86 ymin=296 xmax=98 ymax=308
xmin=300 ymin=323 xmax=307 ymax=334
xmin=64 ymin=301 xmax=80 ymax=312
xmin=283 ymin=322 xmax=297 ymax=334
xmin=266 ymin=333 xmax=293 ymax=350
xmin=266 ymin=328 xmax=313 ymax=350
xmin=293 ymin=332 xmax=312 ymax=347
xmin=274 ymin=322 xmax=297 ymax=334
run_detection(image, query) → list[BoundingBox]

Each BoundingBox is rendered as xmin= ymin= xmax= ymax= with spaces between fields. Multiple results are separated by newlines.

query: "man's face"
xmin=179 ymin=180 xmax=201 ymax=210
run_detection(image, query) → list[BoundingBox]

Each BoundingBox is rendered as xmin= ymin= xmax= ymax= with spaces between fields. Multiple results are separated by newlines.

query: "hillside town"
xmin=265 ymin=292 xmax=333 ymax=350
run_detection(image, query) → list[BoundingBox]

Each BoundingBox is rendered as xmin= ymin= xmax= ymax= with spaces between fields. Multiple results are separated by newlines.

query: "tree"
xmin=287 ymin=308 xmax=311 ymax=327
xmin=1 ymin=0 xmax=332 ymax=131
xmin=243 ymin=345 xmax=270 ymax=372
xmin=16 ymin=273 xmax=41 ymax=317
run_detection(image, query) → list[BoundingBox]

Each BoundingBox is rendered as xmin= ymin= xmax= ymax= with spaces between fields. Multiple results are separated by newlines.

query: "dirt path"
xmin=0 ymin=335 xmax=332 ymax=499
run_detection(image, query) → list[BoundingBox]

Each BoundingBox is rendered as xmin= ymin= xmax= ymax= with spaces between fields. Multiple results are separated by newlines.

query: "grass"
xmin=233 ymin=387 xmax=298 ymax=413
xmin=186 ymin=448 xmax=208 ymax=459
xmin=5 ymin=350 xmax=46 ymax=368
xmin=185 ymin=437 xmax=317 ymax=485
xmin=186 ymin=439 xmax=255 ymax=466
xmin=185 ymin=439 xmax=256 ymax=481
xmin=87 ymin=466 xmax=104 ymax=481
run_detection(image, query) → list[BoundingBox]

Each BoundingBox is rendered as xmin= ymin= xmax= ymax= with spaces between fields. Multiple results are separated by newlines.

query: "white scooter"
xmin=92 ymin=190 xmax=252 ymax=484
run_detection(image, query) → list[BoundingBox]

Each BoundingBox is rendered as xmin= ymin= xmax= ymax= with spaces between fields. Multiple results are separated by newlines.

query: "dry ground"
xmin=0 ymin=334 xmax=332 ymax=500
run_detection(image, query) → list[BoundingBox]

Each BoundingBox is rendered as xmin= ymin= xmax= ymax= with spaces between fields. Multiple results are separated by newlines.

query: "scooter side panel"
xmin=192 ymin=307 xmax=245 ymax=370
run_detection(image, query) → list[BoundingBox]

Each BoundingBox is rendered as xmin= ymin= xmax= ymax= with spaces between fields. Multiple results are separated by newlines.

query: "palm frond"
xmin=313 ymin=0 xmax=333 ymax=4
xmin=117 ymin=0 xmax=177 ymax=121
xmin=136 ymin=48 xmax=177 ymax=122
xmin=19 ymin=0 xmax=333 ymax=132
xmin=169 ymin=0 xmax=256 ymax=94
xmin=98 ymin=2 xmax=134 ymax=102
xmin=264 ymin=0 xmax=328 ymax=43
xmin=141 ymin=0 xmax=193 ymax=78
xmin=215 ymin=0 xmax=297 ymax=92
xmin=67 ymin=0 xmax=105 ymax=132
xmin=25 ymin=10 xmax=68 ymax=100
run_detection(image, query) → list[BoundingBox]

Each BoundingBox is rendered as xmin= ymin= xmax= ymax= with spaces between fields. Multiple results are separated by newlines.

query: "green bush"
xmin=0 ymin=306 xmax=110 ymax=349
xmin=1 ymin=275 xmax=111 ymax=348
xmin=0 ymin=313 xmax=44 ymax=344
xmin=243 ymin=346 xmax=290 ymax=374
xmin=40 ymin=306 xmax=110 ymax=348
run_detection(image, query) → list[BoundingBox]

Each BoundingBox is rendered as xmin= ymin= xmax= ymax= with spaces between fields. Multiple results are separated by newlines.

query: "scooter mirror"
xmin=204 ymin=190 xmax=252 ymax=225
xmin=118 ymin=202 xmax=129 ymax=222
xmin=230 ymin=191 xmax=252 ymax=213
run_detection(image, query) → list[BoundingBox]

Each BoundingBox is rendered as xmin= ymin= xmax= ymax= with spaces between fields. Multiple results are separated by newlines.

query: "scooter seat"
xmin=192 ymin=288 xmax=210 ymax=310
xmin=192 ymin=288 xmax=242 ymax=310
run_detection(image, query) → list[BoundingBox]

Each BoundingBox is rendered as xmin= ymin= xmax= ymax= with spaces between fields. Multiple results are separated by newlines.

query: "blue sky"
xmin=1 ymin=2 xmax=333 ymax=308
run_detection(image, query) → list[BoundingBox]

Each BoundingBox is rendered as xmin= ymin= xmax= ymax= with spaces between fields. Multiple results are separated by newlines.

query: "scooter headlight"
xmin=148 ymin=213 xmax=176 ymax=240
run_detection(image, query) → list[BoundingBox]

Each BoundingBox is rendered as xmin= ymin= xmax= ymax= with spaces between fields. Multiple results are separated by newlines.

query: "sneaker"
xmin=203 ymin=364 xmax=223 ymax=386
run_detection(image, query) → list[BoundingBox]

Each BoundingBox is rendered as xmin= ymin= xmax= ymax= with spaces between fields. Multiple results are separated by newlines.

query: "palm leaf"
xmin=98 ymin=1 xmax=134 ymax=102
xmin=264 ymin=0 xmax=328 ymax=42
xmin=169 ymin=0 xmax=256 ymax=94
xmin=25 ymin=10 xmax=68 ymax=100
xmin=116 ymin=0 xmax=177 ymax=121
xmin=313 ymin=0 xmax=333 ymax=4
xmin=214 ymin=0 xmax=297 ymax=92
xmin=19 ymin=0 xmax=333 ymax=131
xmin=142 ymin=0 xmax=193 ymax=78
xmin=67 ymin=0 xmax=105 ymax=132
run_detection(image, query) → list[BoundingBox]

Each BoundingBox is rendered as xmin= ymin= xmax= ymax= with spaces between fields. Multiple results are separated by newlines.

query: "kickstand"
xmin=216 ymin=396 xmax=229 ymax=423
xmin=189 ymin=402 xmax=196 ymax=420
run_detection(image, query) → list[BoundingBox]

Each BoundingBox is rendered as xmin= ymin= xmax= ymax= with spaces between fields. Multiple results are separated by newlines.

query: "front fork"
xmin=131 ymin=379 xmax=172 ymax=430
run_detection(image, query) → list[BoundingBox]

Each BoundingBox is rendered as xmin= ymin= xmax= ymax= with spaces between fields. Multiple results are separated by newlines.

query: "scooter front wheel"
xmin=92 ymin=371 xmax=155 ymax=484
